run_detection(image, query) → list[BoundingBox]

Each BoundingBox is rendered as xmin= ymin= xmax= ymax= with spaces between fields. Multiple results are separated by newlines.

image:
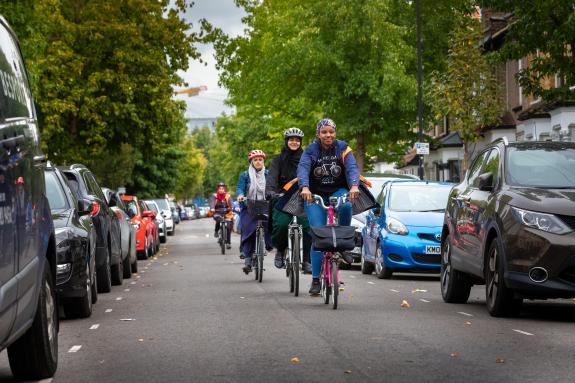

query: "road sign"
xmin=415 ymin=142 xmax=429 ymax=155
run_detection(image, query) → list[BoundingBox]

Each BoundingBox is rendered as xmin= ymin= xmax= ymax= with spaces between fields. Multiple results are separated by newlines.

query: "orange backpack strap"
xmin=283 ymin=177 xmax=298 ymax=192
xmin=359 ymin=175 xmax=372 ymax=188
xmin=342 ymin=146 xmax=352 ymax=163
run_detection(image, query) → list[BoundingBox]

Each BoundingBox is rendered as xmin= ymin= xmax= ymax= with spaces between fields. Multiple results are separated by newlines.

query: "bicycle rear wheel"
xmin=258 ymin=228 xmax=264 ymax=283
xmin=331 ymin=259 xmax=339 ymax=310
xmin=292 ymin=230 xmax=300 ymax=297
xmin=286 ymin=248 xmax=294 ymax=292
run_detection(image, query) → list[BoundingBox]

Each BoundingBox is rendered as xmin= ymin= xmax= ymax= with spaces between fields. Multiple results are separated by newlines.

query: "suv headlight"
xmin=511 ymin=207 xmax=572 ymax=235
xmin=386 ymin=217 xmax=409 ymax=235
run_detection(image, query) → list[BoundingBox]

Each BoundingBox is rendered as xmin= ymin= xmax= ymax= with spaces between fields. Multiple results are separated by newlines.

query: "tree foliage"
xmin=428 ymin=14 xmax=503 ymax=169
xmin=0 ymin=0 xmax=210 ymax=196
xmin=479 ymin=0 xmax=575 ymax=101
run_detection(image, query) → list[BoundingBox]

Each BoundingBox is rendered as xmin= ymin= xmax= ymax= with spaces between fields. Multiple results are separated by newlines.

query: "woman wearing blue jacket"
xmin=236 ymin=149 xmax=272 ymax=274
xmin=297 ymin=118 xmax=360 ymax=295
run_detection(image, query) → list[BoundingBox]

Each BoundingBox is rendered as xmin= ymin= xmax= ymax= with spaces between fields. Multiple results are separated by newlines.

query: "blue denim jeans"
xmin=304 ymin=188 xmax=352 ymax=278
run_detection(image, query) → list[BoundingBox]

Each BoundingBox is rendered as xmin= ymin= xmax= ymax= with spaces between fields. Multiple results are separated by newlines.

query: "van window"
xmin=0 ymin=24 xmax=33 ymax=120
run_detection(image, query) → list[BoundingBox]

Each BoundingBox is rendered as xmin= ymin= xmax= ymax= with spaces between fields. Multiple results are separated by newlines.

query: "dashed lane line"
xmin=457 ymin=311 xmax=474 ymax=317
xmin=105 ymin=309 xmax=113 ymax=313
xmin=419 ymin=299 xmax=431 ymax=303
xmin=513 ymin=329 xmax=535 ymax=336
xmin=89 ymin=324 xmax=100 ymax=330
xmin=116 ymin=297 xmax=123 ymax=301
xmin=367 ymin=281 xmax=375 ymax=285
xmin=124 ymin=288 xmax=130 ymax=292
xmin=390 ymin=289 xmax=400 ymax=293
xmin=68 ymin=345 xmax=82 ymax=353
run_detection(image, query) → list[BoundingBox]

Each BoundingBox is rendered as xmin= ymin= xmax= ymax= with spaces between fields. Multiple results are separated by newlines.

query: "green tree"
xmin=479 ymin=0 xmax=575 ymax=101
xmin=428 ymin=14 xmax=503 ymax=170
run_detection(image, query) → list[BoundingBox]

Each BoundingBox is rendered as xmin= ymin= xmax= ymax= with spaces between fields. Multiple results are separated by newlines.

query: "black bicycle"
xmin=214 ymin=208 xmax=231 ymax=255
xmin=245 ymin=199 xmax=269 ymax=283
xmin=285 ymin=215 xmax=303 ymax=296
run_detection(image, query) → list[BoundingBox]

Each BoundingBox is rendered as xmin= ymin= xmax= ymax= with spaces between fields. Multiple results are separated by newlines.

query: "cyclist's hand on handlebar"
xmin=237 ymin=195 xmax=245 ymax=203
xmin=349 ymin=185 xmax=360 ymax=202
xmin=300 ymin=187 xmax=312 ymax=202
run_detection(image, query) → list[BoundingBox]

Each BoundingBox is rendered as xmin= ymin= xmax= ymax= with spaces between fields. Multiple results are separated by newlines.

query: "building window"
xmin=516 ymin=131 xmax=525 ymax=141
xmin=539 ymin=132 xmax=551 ymax=141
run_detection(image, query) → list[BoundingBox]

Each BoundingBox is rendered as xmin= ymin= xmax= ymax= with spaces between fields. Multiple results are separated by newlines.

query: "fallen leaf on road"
xmin=291 ymin=357 xmax=300 ymax=363
xmin=138 ymin=339 xmax=144 ymax=342
xmin=344 ymin=370 xmax=352 ymax=374
xmin=450 ymin=353 xmax=459 ymax=358
xmin=401 ymin=300 xmax=411 ymax=308
xmin=496 ymin=358 xmax=505 ymax=364
xmin=464 ymin=321 xmax=472 ymax=326
xmin=411 ymin=289 xmax=428 ymax=293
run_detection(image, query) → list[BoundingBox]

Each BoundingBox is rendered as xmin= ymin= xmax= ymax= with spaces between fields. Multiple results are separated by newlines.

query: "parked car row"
xmin=356 ymin=140 xmax=575 ymax=318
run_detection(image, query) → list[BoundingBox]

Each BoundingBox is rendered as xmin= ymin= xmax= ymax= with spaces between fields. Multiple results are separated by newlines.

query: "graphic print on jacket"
xmin=310 ymin=150 xmax=346 ymax=197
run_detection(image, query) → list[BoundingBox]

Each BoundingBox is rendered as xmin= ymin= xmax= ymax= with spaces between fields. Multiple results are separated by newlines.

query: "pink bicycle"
xmin=310 ymin=194 xmax=355 ymax=310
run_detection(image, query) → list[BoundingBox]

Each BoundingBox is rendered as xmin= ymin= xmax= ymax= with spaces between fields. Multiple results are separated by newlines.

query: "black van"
xmin=0 ymin=16 xmax=58 ymax=379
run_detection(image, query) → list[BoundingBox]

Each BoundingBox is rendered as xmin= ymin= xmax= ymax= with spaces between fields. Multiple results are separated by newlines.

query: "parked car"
xmin=121 ymin=195 xmax=155 ymax=259
xmin=45 ymin=165 xmax=97 ymax=318
xmin=170 ymin=201 xmax=180 ymax=224
xmin=361 ymin=180 xmax=453 ymax=278
xmin=153 ymin=198 xmax=175 ymax=235
xmin=180 ymin=206 xmax=189 ymax=221
xmin=441 ymin=139 xmax=575 ymax=317
xmin=102 ymin=187 xmax=137 ymax=275
xmin=141 ymin=200 xmax=160 ymax=252
xmin=145 ymin=200 xmax=167 ymax=244
xmin=0 ymin=15 xmax=58 ymax=379
xmin=345 ymin=174 xmax=420 ymax=267
xmin=61 ymin=164 xmax=124 ymax=291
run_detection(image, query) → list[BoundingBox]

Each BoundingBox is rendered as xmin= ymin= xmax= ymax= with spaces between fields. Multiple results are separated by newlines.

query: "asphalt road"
xmin=1 ymin=218 xmax=575 ymax=383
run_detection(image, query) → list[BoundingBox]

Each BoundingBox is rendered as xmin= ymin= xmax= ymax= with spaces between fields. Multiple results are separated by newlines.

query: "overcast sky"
xmin=175 ymin=0 xmax=246 ymax=119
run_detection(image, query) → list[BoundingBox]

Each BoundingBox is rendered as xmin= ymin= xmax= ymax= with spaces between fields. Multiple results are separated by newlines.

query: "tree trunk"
xmin=462 ymin=141 xmax=470 ymax=175
xmin=355 ymin=132 xmax=365 ymax=172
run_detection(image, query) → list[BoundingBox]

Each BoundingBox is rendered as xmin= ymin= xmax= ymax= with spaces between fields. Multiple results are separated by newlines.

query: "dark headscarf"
xmin=278 ymin=139 xmax=302 ymax=185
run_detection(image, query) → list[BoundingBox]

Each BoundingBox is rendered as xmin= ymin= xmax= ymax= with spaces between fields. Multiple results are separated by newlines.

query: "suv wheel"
xmin=441 ymin=234 xmax=472 ymax=303
xmin=375 ymin=245 xmax=392 ymax=279
xmin=360 ymin=244 xmax=374 ymax=274
xmin=485 ymin=237 xmax=522 ymax=317
xmin=97 ymin=246 xmax=112 ymax=293
xmin=8 ymin=261 xmax=58 ymax=379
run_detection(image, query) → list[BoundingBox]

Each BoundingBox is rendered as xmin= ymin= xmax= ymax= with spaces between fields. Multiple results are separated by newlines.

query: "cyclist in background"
xmin=210 ymin=182 xmax=233 ymax=249
xmin=297 ymin=118 xmax=360 ymax=295
xmin=266 ymin=128 xmax=312 ymax=273
xmin=236 ymin=149 xmax=272 ymax=274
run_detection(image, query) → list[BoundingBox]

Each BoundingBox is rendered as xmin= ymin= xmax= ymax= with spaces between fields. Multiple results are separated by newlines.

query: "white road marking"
xmin=367 ymin=281 xmax=375 ymax=285
xmin=38 ymin=379 xmax=53 ymax=383
xmin=105 ymin=309 xmax=113 ymax=313
xmin=390 ymin=289 xmax=399 ymax=293
xmin=457 ymin=311 xmax=474 ymax=317
xmin=131 ymin=281 xmax=136 ymax=285
xmin=513 ymin=329 xmax=534 ymax=336
xmin=124 ymin=288 xmax=130 ymax=292
xmin=116 ymin=297 xmax=123 ymax=301
xmin=419 ymin=299 xmax=431 ymax=303
xmin=349 ymin=275 xmax=356 ymax=279
xmin=90 ymin=324 xmax=100 ymax=330
xmin=68 ymin=345 xmax=82 ymax=353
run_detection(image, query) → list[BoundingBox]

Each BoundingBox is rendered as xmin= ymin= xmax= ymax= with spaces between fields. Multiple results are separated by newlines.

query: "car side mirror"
xmin=78 ymin=199 xmax=92 ymax=216
xmin=142 ymin=210 xmax=153 ymax=218
xmin=477 ymin=172 xmax=494 ymax=191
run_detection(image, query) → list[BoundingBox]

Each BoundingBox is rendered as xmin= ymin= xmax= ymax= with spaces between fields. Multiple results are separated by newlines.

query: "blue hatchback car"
xmin=361 ymin=180 xmax=453 ymax=278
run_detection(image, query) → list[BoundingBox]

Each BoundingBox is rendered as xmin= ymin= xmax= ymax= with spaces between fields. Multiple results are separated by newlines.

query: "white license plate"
xmin=425 ymin=245 xmax=441 ymax=255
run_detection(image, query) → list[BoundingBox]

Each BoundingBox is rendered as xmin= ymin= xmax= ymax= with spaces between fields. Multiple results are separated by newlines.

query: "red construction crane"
xmin=174 ymin=85 xmax=208 ymax=97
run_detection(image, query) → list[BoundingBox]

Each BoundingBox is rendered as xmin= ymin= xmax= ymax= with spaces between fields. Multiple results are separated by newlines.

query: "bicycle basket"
xmin=309 ymin=225 xmax=356 ymax=252
xmin=246 ymin=199 xmax=270 ymax=220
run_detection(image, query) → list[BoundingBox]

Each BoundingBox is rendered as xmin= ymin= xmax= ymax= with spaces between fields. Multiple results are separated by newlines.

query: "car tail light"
xmin=115 ymin=210 xmax=123 ymax=220
xmin=90 ymin=201 xmax=101 ymax=216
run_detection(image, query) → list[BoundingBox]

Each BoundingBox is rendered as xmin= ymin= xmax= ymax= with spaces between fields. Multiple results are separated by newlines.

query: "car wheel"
xmin=111 ymin=254 xmax=124 ymax=286
xmin=64 ymin=263 xmax=93 ymax=319
xmin=97 ymin=247 xmax=112 ymax=293
xmin=160 ymin=235 xmax=167 ymax=243
xmin=8 ymin=261 xmax=58 ymax=380
xmin=122 ymin=250 xmax=132 ymax=279
xmin=485 ymin=237 xmax=522 ymax=317
xmin=375 ymin=245 xmax=392 ymax=279
xmin=440 ymin=234 xmax=472 ymax=303
xmin=360 ymin=245 xmax=374 ymax=275
xmin=131 ymin=256 xmax=139 ymax=273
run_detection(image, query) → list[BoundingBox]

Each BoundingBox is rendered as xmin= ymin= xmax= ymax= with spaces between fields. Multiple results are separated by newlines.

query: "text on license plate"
xmin=425 ymin=245 xmax=441 ymax=255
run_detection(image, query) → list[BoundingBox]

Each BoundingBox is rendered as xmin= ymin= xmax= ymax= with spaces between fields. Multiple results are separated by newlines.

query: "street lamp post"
xmin=416 ymin=0 xmax=424 ymax=180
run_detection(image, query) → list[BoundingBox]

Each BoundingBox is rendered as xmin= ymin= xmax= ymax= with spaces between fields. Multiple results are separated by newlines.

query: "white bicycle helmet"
xmin=284 ymin=128 xmax=304 ymax=139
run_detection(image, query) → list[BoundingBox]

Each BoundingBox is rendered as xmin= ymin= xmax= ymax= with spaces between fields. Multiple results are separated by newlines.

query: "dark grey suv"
xmin=0 ymin=16 xmax=58 ymax=379
xmin=441 ymin=139 xmax=575 ymax=317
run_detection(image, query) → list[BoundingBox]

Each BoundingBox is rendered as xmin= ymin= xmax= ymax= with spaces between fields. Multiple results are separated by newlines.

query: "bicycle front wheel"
xmin=292 ymin=230 xmax=300 ymax=297
xmin=321 ymin=260 xmax=330 ymax=304
xmin=220 ymin=226 xmax=226 ymax=255
xmin=286 ymin=248 xmax=294 ymax=292
xmin=258 ymin=228 xmax=265 ymax=283
xmin=331 ymin=259 xmax=339 ymax=310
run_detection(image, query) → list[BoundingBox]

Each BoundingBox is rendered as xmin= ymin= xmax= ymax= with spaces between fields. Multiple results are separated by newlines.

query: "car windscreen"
xmin=45 ymin=171 xmax=69 ymax=210
xmin=154 ymin=199 xmax=170 ymax=210
xmin=388 ymin=185 xmax=451 ymax=212
xmin=506 ymin=147 xmax=575 ymax=188
xmin=146 ymin=202 xmax=158 ymax=212
xmin=124 ymin=199 xmax=139 ymax=217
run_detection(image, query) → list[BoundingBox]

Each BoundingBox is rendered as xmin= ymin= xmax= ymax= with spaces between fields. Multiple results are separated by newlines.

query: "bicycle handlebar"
xmin=311 ymin=194 xmax=348 ymax=210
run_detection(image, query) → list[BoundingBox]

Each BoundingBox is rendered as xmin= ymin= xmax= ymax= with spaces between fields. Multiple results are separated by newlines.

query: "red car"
xmin=121 ymin=195 xmax=156 ymax=259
